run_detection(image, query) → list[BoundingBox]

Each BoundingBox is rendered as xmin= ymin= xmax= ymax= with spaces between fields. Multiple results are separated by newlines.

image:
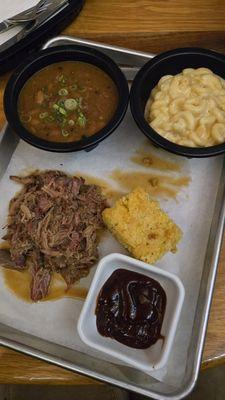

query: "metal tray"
xmin=0 ymin=36 xmax=225 ymax=400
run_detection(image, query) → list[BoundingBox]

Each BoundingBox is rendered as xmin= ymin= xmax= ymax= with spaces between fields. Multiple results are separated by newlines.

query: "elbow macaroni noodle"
xmin=145 ymin=68 xmax=225 ymax=147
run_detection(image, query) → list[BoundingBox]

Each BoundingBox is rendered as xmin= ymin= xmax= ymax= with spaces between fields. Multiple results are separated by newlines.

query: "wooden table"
xmin=0 ymin=0 xmax=225 ymax=386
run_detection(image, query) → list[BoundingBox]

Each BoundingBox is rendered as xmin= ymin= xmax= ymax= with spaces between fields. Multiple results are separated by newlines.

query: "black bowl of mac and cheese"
xmin=130 ymin=47 xmax=225 ymax=157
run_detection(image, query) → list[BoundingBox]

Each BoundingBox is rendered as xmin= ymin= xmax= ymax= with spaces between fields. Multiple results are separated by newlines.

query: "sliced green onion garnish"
xmin=61 ymin=129 xmax=70 ymax=137
xmin=57 ymin=74 xmax=64 ymax=82
xmin=64 ymin=98 xmax=78 ymax=111
xmin=53 ymin=103 xmax=67 ymax=116
xmin=77 ymin=97 xmax=83 ymax=107
xmin=46 ymin=115 xmax=54 ymax=122
xmin=68 ymin=119 xmax=75 ymax=127
xmin=77 ymin=113 xmax=87 ymax=127
xmin=58 ymin=88 xmax=68 ymax=96
xmin=70 ymin=84 xmax=78 ymax=91
xmin=59 ymin=107 xmax=67 ymax=116
xmin=39 ymin=112 xmax=48 ymax=119
xmin=20 ymin=114 xmax=31 ymax=123
xmin=57 ymin=99 xmax=65 ymax=107
xmin=55 ymin=114 xmax=65 ymax=124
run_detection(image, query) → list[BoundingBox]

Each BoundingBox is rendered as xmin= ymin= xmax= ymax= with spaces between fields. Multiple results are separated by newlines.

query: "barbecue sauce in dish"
xmin=95 ymin=269 xmax=166 ymax=349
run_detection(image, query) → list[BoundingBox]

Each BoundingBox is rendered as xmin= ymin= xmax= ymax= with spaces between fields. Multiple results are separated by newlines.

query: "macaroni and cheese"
xmin=145 ymin=68 xmax=225 ymax=147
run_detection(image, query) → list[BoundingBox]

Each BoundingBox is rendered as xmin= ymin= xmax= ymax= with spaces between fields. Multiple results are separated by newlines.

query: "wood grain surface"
xmin=63 ymin=0 xmax=225 ymax=53
xmin=0 ymin=0 xmax=225 ymax=385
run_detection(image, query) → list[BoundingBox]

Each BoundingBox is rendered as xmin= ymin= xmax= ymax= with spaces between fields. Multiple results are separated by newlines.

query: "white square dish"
xmin=77 ymin=253 xmax=185 ymax=372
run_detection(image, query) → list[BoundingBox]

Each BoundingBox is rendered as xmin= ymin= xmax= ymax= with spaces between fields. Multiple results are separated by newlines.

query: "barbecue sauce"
xmin=95 ymin=269 xmax=166 ymax=349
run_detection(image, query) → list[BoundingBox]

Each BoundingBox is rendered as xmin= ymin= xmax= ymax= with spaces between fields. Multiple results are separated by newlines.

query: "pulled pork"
xmin=1 ymin=170 xmax=106 ymax=301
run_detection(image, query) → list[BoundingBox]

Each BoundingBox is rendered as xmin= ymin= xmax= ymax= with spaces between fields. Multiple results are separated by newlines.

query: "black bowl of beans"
xmin=130 ymin=47 xmax=225 ymax=157
xmin=4 ymin=45 xmax=129 ymax=152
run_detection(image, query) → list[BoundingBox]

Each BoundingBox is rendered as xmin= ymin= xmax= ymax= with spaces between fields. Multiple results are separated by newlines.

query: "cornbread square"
xmin=102 ymin=187 xmax=182 ymax=264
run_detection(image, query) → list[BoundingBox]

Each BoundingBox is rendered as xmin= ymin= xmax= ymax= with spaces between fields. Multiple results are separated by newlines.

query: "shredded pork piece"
xmin=1 ymin=170 xmax=106 ymax=301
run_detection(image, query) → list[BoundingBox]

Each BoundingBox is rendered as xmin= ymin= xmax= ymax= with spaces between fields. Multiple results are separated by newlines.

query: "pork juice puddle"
xmin=0 ymin=236 xmax=88 ymax=303
xmin=131 ymin=151 xmax=182 ymax=171
xmin=78 ymin=173 xmax=123 ymax=204
xmin=3 ymin=268 xmax=88 ymax=303
xmin=111 ymin=169 xmax=190 ymax=199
